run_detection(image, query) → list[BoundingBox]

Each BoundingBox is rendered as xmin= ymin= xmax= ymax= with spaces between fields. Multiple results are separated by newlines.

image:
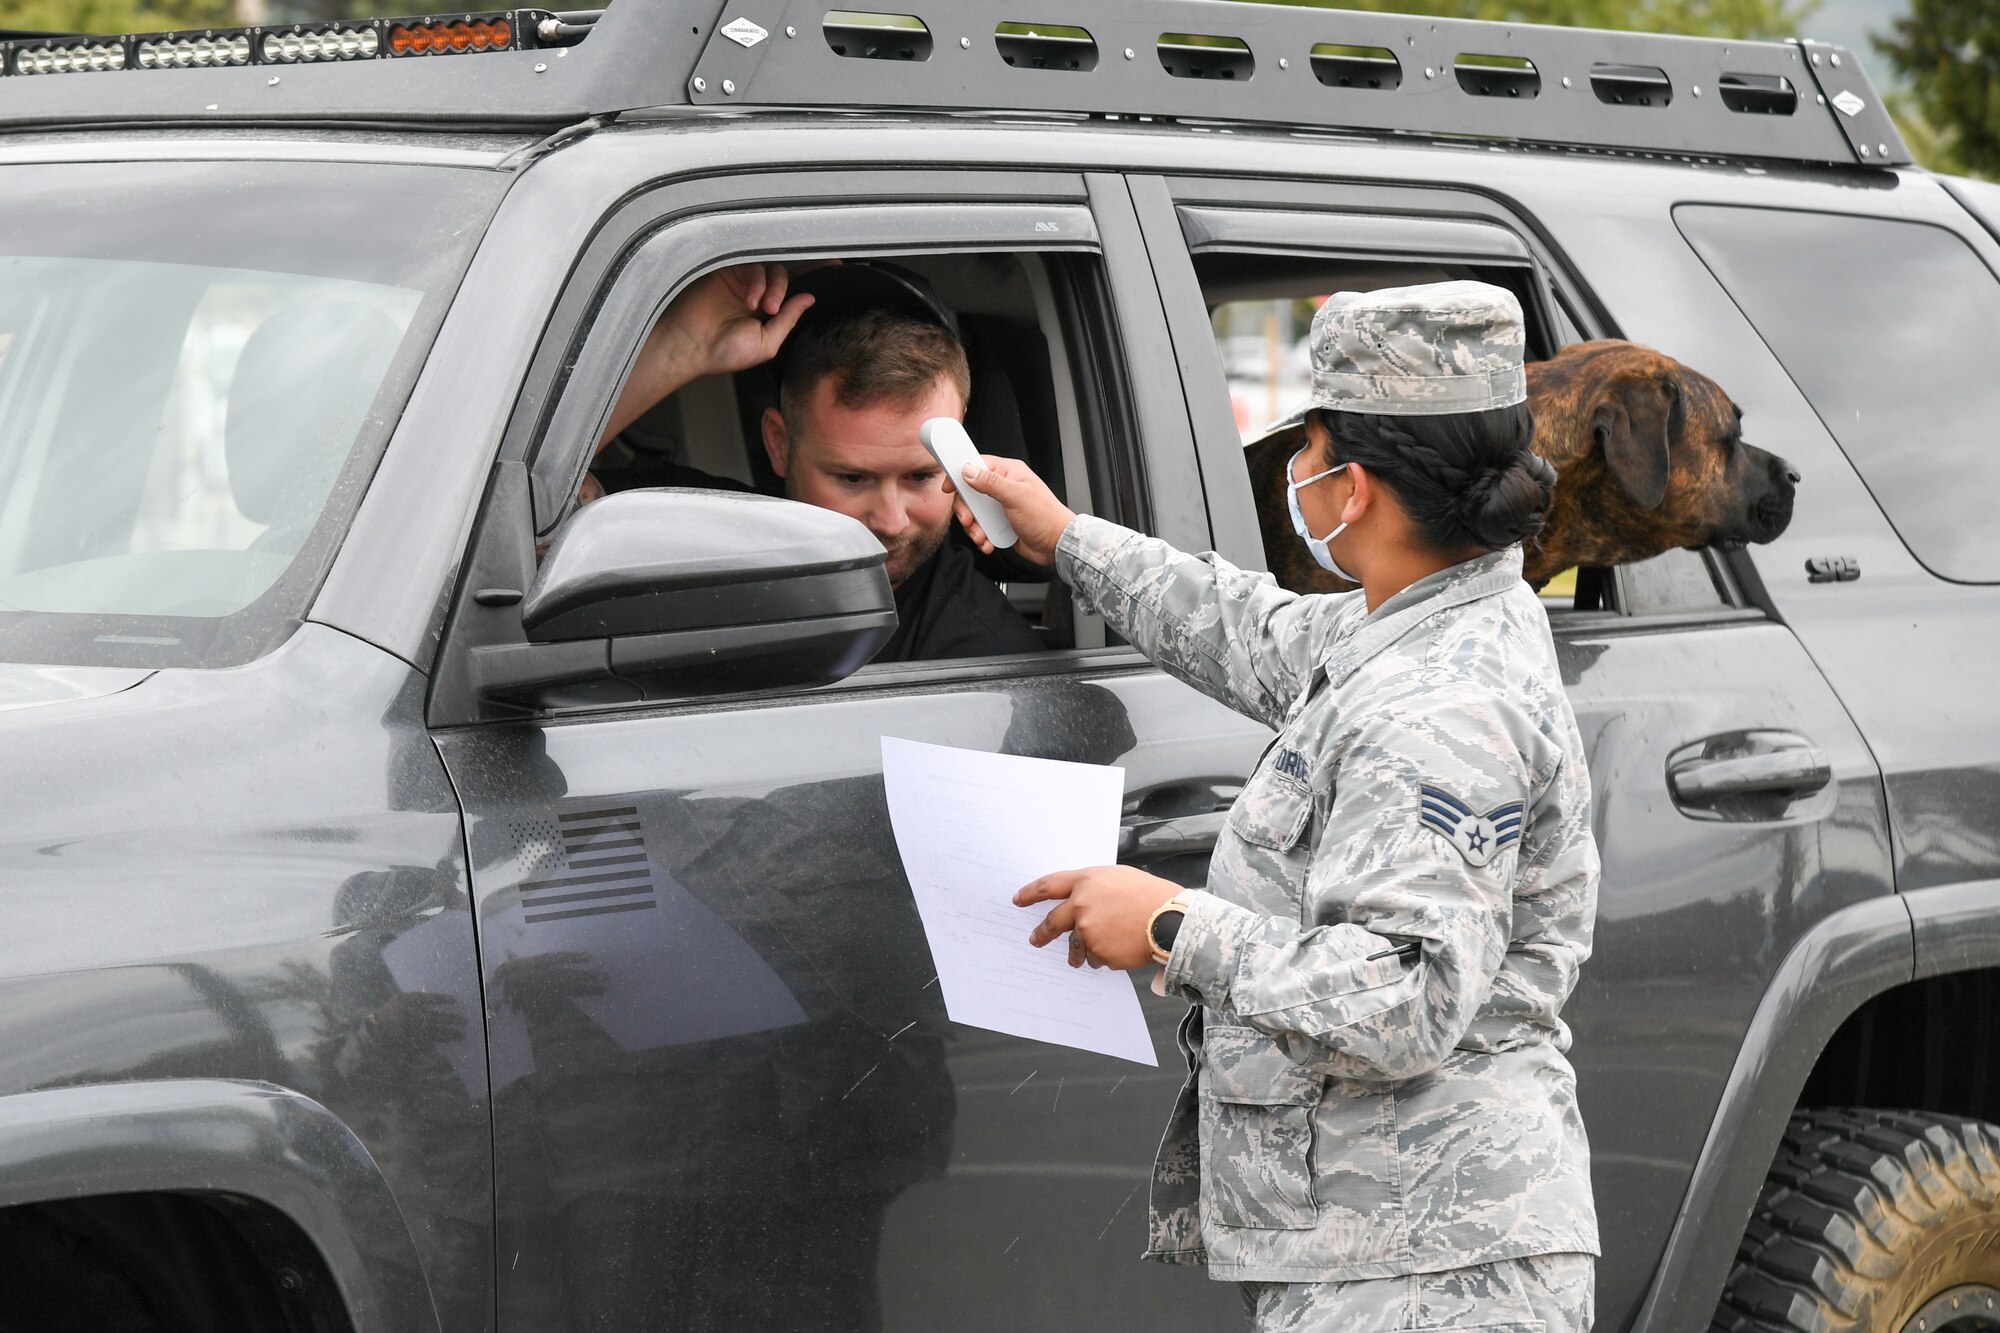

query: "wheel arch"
xmin=1627 ymin=892 xmax=1915 ymax=1333
xmin=1631 ymin=881 xmax=2000 ymax=1333
xmin=0 ymin=1079 xmax=441 ymax=1333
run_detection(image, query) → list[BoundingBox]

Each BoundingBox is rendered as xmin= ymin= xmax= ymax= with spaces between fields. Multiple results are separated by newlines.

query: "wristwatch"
xmin=1147 ymin=893 xmax=1193 ymax=965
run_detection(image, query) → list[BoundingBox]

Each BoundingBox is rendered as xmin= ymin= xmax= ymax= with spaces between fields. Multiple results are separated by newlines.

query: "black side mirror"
xmin=477 ymin=489 xmax=895 ymax=705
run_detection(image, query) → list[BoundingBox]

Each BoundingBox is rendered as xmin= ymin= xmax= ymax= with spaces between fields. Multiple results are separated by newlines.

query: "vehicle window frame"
xmin=525 ymin=205 xmax=1104 ymax=536
xmin=1133 ymin=172 xmax=1757 ymax=629
xmin=431 ymin=175 xmax=1194 ymax=726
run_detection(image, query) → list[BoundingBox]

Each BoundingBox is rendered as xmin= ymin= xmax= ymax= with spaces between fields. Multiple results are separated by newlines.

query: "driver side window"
xmin=571 ymin=250 xmax=1120 ymax=661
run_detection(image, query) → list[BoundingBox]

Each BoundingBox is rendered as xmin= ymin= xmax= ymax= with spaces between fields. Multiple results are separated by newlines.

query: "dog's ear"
xmin=1591 ymin=373 xmax=1681 ymax=510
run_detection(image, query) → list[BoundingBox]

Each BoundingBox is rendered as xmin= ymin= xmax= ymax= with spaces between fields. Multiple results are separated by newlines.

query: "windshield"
xmin=0 ymin=159 xmax=504 ymax=668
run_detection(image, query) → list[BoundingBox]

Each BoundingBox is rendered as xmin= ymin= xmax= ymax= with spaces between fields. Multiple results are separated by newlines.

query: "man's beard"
xmin=884 ymin=522 xmax=949 ymax=587
xmin=777 ymin=474 xmax=948 ymax=587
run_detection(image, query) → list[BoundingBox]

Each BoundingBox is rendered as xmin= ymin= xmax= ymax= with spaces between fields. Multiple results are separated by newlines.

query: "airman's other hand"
xmin=1013 ymin=865 xmax=1185 ymax=971
xmin=947 ymin=454 xmax=1075 ymax=566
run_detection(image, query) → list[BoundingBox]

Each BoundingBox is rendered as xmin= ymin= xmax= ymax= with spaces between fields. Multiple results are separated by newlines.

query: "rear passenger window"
xmin=1196 ymin=248 xmax=1730 ymax=618
xmin=1677 ymin=205 xmax=2000 ymax=584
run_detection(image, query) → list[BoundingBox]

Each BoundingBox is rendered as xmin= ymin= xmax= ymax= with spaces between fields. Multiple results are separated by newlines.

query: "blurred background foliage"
xmin=0 ymin=0 xmax=1982 ymax=178
xmin=1872 ymin=0 xmax=1995 ymax=177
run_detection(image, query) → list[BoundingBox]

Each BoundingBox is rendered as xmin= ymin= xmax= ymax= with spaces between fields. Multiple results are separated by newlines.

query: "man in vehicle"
xmin=590 ymin=261 xmax=1045 ymax=663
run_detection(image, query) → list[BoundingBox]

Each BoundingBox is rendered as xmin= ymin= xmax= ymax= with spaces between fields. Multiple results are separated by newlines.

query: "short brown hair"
xmin=776 ymin=307 xmax=971 ymax=419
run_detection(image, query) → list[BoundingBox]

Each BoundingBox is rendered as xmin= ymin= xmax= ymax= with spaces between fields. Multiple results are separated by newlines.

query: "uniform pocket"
xmin=1199 ymin=1027 xmax=1323 ymax=1230
xmin=1226 ymin=773 xmax=1315 ymax=851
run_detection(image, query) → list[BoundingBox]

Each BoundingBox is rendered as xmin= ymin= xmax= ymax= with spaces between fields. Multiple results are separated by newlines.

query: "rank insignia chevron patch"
xmin=1418 ymin=785 xmax=1524 ymax=867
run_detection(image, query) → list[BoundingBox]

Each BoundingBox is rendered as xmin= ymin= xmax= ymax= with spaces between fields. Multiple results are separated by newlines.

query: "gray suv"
xmin=1 ymin=2 xmax=1997 ymax=1332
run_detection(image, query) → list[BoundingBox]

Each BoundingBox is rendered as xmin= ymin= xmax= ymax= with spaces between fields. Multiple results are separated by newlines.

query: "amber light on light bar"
xmin=387 ymin=18 xmax=514 ymax=56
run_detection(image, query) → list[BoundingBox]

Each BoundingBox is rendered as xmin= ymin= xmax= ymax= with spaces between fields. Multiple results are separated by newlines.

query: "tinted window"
xmin=0 ymin=161 xmax=503 ymax=668
xmin=1677 ymin=205 xmax=2000 ymax=583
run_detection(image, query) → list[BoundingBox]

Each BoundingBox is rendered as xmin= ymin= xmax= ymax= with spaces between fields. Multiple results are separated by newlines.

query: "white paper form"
xmin=881 ymin=736 xmax=1157 ymax=1066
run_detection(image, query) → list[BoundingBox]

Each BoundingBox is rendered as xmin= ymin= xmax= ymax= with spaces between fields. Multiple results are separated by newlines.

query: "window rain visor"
xmin=0 ymin=160 xmax=503 ymax=667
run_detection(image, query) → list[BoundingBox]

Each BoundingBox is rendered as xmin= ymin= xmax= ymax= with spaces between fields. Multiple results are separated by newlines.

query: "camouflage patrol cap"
xmin=1263 ymin=280 xmax=1527 ymax=433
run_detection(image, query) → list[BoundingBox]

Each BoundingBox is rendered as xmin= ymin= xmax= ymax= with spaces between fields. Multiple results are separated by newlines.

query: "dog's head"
xmin=1523 ymin=340 xmax=1798 ymax=582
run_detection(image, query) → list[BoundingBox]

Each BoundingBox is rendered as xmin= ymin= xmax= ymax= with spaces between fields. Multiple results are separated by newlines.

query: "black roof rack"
xmin=0 ymin=0 xmax=1910 ymax=169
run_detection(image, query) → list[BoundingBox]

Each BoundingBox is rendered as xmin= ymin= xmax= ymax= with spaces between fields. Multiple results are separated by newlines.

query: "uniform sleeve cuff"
xmin=1054 ymin=513 xmax=1130 ymax=585
xmin=1159 ymin=890 xmax=1258 ymax=1008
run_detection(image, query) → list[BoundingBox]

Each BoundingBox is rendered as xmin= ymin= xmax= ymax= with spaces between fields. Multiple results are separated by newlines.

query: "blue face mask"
xmin=1286 ymin=446 xmax=1359 ymax=584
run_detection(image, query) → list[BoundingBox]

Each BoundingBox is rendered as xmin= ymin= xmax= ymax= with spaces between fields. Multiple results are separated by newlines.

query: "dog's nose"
xmin=1785 ymin=465 xmax=1802 ymax=485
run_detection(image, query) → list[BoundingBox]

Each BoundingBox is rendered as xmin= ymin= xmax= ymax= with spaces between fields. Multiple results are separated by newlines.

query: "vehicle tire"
xmin=0 ymin=1210 xmax=168 ymax=1333
xmin=1714 ymin=1108 xmax=2000 ymax=1333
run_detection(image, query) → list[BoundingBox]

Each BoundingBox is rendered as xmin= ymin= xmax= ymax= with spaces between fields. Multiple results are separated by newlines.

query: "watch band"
xmin=1147 ymin=895 xmax=1191 ymax=965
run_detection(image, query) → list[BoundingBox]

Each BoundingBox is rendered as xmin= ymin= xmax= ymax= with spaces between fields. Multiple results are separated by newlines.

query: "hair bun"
xmin=1455 ymin=450 xmax=1556 ymax=549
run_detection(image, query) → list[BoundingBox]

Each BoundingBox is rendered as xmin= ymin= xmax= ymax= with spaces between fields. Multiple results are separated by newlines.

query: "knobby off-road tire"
xmin=1715 ymin=1108 xmax=2000 ymax=1333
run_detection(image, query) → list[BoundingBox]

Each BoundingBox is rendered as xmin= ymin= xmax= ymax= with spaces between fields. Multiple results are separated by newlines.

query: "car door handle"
xmin=1118 ymin=812 xmax=1228 ymax=860
xmin=1669 ymin=748 xmax=1831 ymax=802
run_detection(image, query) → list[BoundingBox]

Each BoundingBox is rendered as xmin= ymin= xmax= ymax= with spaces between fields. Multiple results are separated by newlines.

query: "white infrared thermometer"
xmin=920 ymin=417 xmax=1018 ymax=549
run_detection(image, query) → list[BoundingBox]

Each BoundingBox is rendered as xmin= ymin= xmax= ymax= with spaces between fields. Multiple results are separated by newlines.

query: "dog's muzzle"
xmin=1740 ymin=450 xmax=1801 ymax=544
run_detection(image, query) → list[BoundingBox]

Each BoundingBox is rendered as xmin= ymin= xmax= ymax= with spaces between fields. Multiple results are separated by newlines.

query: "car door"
xmin=1128 ymin=171 xmax=1894 ymax=1333
xmin=428 ymin=165 xmax=1252 ymax=1332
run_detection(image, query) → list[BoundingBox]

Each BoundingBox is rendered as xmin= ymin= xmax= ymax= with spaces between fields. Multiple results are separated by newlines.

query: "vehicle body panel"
xmin=1514 ymin=166 xmax=2000 ymax=902
xmin=0 ymin=623 xmax=491 ymax=1333
xmin=436 ymin=669 xmax=1258 ymax=1331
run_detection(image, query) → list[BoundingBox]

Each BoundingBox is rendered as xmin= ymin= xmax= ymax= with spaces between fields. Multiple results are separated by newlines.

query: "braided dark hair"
xmin=1317 ymin=402 xmax=1557 ymax=553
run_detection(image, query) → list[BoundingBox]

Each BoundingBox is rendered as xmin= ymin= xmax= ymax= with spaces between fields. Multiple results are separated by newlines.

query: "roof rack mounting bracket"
xmin=1791 ymin=39 xmax=1911 ymax=165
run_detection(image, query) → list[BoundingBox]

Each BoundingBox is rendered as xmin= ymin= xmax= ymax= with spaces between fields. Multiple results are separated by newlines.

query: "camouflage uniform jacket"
xmin=1055 ymin=514 xmax=1600 ymax=1283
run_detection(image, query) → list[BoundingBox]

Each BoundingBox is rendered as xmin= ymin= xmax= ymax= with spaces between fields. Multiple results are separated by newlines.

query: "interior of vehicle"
xmin=1193 ymin=250 xmax=1740 ymax=619
xmin=587 ymin=250 xmax=1106 ymax=653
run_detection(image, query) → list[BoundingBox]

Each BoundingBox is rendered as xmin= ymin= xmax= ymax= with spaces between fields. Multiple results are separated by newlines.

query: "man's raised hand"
xmin=598 ymin=261 xmax=822 ymax=450
xmin=668 ymin=262 xmax=819 ymax=382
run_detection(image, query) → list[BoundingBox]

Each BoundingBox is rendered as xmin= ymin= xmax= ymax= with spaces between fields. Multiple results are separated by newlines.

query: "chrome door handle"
xmin=1118 ymin=812 xmax=1228 ymax=860
xmin=1669 ymin=748 xmax=1831 ymax=802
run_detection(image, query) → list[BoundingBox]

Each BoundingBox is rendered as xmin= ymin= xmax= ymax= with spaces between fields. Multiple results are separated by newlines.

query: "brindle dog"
xmin=1243 ymin=339 xmax=1801 ymax=593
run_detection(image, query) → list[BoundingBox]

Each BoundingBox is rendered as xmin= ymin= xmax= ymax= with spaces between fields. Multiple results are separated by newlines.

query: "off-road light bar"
xmin=0 ymin=10 xmax=572 ymax=77
xmin=387 ymin=17 xmax=513 ymax=56
xmin=13 ymin=39 xmax=126 ymax=75
xmin=260 ymin=25 xmax=380 ymax=64
xmin=137 ymin=35 xmax=251 ymax=69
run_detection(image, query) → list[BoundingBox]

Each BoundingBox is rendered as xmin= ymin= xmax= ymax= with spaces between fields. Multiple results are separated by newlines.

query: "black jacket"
xmin=873 ymin=538 xmax=1045 ymax=664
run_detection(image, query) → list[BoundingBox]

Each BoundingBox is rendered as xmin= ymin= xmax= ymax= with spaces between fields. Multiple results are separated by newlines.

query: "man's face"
xmin=764 ymin=374 xmax=965 ymax=587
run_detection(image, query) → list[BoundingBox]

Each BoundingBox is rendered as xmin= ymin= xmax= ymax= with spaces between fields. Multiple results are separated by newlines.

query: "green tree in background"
xmin=1242 ymin=0 xmax=1816 ymax=40
xmin=3 ymin=0 xmax=1824 ymax=42
xmin=1874 ymin=0 xmax=1997 ymax=177
xmin=4 ymin=0 xmax=229 ymax=33
xmin=2 ymin=0 xmax=400 ymax=31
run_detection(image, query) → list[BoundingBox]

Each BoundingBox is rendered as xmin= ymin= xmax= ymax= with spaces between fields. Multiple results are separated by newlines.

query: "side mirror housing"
xmin=477 ymin=489 xmax=895 ymax=705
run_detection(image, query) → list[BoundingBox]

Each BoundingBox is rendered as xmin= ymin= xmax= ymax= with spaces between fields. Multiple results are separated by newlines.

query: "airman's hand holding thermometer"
xmin=920 ymin=417 xmax=1017 ymax=549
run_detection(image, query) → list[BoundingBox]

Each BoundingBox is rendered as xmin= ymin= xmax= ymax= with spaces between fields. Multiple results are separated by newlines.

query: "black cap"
xmin=773 ymin=262 xmax=961 ymax=390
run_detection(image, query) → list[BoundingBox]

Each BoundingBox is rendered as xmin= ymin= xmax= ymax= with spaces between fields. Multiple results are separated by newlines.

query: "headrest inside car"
xmin=225 ymin=303 xmax=402 ymax=527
